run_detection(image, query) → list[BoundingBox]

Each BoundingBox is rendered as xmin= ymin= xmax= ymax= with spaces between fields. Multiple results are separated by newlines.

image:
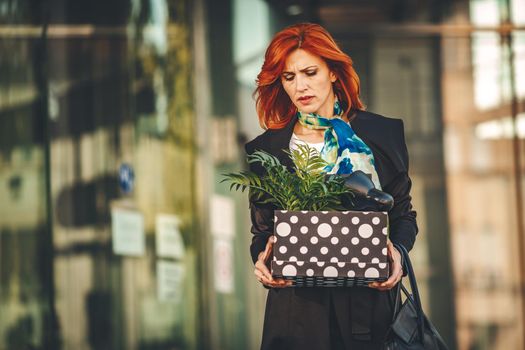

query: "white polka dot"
xmin=358 ymin=224 xmax=373 ymax=238
xmin=330 ymin=257 xmax=339 ymax=263
xmin=279 ymin=246 xmax=287 ymax=254
xmin=282 ymin=265 xmax=297 ymax=276
xmin=290 ymin=236 xmax=298 ymax=244
xmin=323 ymin=266 xmax=338 ymax=277
xmin=351 ymin=257 xmax=359 ymax=263
xmin=317 ymin=223 xmax=332 ymax=238
xmin=358 ymin=262 xmax=366 ymax=268
xmin=310 ymin=257 xmax=318 ymax=262
xmin=382 ymin=248 xmax=387 ymax=255
xmin=289 ymin=256 xmax=297 ymax=262
xmin=362 ymin=211 xmax=370 ymax=215
xmin=347 ymin=270 xmax=356 ymax=277
xmin=341 ymin=227 xmax=349 ymax=234
xmin=306 ymin=269 xmax=314 ymax=276
xmin=311 ymin=216 xmax=319 ymax=224
xmin=372 ymin=237 xmax=380 ymax=245
xmin=274 ymin=216 xmax=277 ymax=222
xmin=275 ymin=260 xmax=284 ymax=265
xmin=321 ymin=211 xmax=328 ymax=214
xmin=351 ymin=217 xmax=360 ymax=225
xmin=365 ymin=267 xmax=380 ymax=278
xmin=290 ymin=215 xmax=298 ymax=223
xmin=310 ymin=236 xmax=318 ymax=244
xmin=297 ymin=261 xmax=304 ymax=266
xmin=351 ymin=237 xmax=359 ymax=245
xmin=320 ymin=247 xmax=329 ymax=255
xmin=372 ymin=217 xmax=380 ymax=225
xmin=379 ymin=263 xmax=387 ymax=269
xmin=331 ymin=216 xmax=339 ymax=224
xmin=276 ymin=222 xmax=292 ymax=237
xmin=371 ymin=258 xmax=379 ymax=263
xmin=361 ymin=247 xmax=370 ymax=255
xmin=301 ymin=210 xmax=308 ymax=214
xmin=337 ymin=262 xmax=345 ymax=267
xmin=331 ymin=237 xmax=339 ymax=245
xmin=342 ymin=211 xmax=349 ymax=214
xmin=341 ymin=247 xmax=349 ymax=255
xmin=382 ymin=227 xmax=388 ymax=235
xmin=300 ymin=246 xmax=308 ymax=254
xmin=300 ymin=226 xmax=308 ymax=234
xmin=317 ymin=262 xmax=325 ymax=267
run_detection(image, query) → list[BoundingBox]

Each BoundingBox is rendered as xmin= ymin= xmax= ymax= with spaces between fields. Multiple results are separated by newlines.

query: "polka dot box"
xmin=271 ymin=210 xmax=389 ymax=287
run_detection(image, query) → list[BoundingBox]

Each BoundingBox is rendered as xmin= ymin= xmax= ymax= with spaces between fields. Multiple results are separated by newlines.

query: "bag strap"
xmin=393 ymin=243 xmax=425 ymax=342
xmin=390 ymin=277 xmax=402 ymax=322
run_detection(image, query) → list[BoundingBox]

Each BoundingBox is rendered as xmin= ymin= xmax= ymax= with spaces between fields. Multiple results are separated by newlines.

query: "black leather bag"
xmin=383 ymin=244 xmax=449 ymax=350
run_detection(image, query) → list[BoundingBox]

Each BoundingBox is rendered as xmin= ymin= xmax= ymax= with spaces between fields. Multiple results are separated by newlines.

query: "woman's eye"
xmin=283 ymin=75 xmax=294 ymax=81
xmin=306 ymin=70 xmax=317 ymax=76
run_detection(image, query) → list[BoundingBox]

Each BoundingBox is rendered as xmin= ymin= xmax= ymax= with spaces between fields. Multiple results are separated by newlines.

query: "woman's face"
xmin=281 ymin=49 xmax=337 ymax=116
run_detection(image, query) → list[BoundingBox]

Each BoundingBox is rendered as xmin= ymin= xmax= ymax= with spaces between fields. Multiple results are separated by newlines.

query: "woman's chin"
xmin=296 ymin=105 xmax=319 ymax=114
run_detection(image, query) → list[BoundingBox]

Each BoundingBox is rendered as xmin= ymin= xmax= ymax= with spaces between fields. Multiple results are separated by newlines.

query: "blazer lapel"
xmin=349 ymin=111 xmax=388 ymax=188
xmin=268 ymin=114 xmax=297 ymax=172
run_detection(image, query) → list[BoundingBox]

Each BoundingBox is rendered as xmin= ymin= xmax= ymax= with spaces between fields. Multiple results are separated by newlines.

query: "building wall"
xmin=0 ymin=1 xmax=201 ymax=349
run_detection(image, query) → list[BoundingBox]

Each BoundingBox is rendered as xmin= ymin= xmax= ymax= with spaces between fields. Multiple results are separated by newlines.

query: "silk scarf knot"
xmin=296 ymin=97 xmax=382 ymax=189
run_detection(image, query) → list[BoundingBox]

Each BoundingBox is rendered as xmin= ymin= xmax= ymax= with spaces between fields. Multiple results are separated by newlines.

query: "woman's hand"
xmin=368 ymin=239 xmax=403 ymax=291
xmin=254 ymin=236 xmax=293 ymax=288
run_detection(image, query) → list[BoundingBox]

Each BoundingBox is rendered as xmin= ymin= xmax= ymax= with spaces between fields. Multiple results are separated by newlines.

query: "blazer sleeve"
xmin=383 ymin=120 xmax=419 ymax=252
xmin=244 ymin=141 xmax=275 ymax=264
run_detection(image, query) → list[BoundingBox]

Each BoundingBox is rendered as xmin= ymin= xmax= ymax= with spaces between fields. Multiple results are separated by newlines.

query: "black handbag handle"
xmin=392 ymin=243 xmax=425 ymax=342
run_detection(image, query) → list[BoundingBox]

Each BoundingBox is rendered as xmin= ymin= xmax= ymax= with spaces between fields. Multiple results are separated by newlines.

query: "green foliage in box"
xmin=221 ymin=144 xmax=355 ymax=210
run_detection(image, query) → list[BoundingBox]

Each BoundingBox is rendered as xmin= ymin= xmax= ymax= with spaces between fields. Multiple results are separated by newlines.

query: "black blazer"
xmin=244 ymin=109 xmax=419 ymax=349
xmin=244 ymin=109 xmax=418 ymax=263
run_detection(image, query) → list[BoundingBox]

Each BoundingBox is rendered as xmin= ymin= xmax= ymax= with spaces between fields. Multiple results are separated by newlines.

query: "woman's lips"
xmin=298 ymin=96 xmax=314 ymax=104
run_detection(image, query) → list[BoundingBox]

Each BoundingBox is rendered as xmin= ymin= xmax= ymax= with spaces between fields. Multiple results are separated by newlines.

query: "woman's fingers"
xmin=262 ymin=278 xmax=293 ymax=288
xmin=261 ymin=236 xmax=275 ymax=263
xmin=254 ymin=266 xmax=291 ymax=288
xmin=368 ymin=242 xmax=402 ymax=291
xmin=255 ymin=259 xmax=273 ymax=281
xmin=252 ymin=237 xmax=292 ymax=288
xmin=254 ymin=236 xmax=289 ymax=287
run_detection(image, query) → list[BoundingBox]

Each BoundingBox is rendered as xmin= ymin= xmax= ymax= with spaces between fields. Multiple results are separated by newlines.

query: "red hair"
xmin=254 ymin=23 xmax=365 ymax=129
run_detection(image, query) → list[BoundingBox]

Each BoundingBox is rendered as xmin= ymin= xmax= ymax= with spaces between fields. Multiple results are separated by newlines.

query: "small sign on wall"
xmin=213 ymin=238 xmax=234 ymax=294
xmin=155 ymin=214 xmax=185 ymax=259
xmin=210 ymin=194 xmax=236 ymax=294
xmin=157 ymin=260 xmax=185 ymax=302
xmin=111 ymin=206 xmax=145 ymax=256
xmin=210 ymin=194 xmax=235 ymax=239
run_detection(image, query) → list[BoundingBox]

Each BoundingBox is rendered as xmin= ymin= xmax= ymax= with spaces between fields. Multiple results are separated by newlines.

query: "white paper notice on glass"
xmin=111 ymin=207 xmax=145 ymax=256
xmin=155 ymin=214 xmax=185 ymax=259
xmin=213 ymin=238 xmax=234 ymax=294
xmin=157 ymin=260 xmax=185 ymax=303
xmin=210 ymin=194 xmax=235 ymax=239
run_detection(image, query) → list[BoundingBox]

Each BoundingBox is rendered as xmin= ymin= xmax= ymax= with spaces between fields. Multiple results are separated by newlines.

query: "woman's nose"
xmin=295 ymin=75 xmax=308 ymax=92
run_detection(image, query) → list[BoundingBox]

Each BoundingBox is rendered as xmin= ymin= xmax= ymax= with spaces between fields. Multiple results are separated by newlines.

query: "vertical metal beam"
xmin=192 ymin=0 xmax=214 ymax=348
xmin=504 ymin=0 xmax=525 ymax=345
xmin=506 ymin=29 xmax=525 ymax=350
xmin=38 ymin=2 xmax=61 ymax=348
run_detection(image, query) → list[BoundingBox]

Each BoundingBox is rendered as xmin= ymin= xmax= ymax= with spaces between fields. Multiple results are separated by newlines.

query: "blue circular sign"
xmin=118 ymin=163 xmax=135 ymax=194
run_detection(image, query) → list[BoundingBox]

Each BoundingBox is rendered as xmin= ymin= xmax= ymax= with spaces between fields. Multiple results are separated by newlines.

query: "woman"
xmin=245 ymin=23 xmax=418 ymax=350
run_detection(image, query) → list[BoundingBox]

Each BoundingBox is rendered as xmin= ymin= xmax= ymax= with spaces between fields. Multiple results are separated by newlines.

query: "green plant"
xmin=221 ymin=144 xmax=355 ymax=210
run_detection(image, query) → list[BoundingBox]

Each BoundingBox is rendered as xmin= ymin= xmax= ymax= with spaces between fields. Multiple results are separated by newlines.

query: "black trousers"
xmin=329 ymin=291 xmax=347 ymax=350
xmin=260 ymin=287 xmax=395 ymax=350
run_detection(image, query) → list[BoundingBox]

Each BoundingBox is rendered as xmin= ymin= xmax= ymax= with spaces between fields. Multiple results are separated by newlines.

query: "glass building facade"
xmin=1 ymin=0 xmax=525 ymax=349
xmin=1 ymin=1 xmax=201 ymax=349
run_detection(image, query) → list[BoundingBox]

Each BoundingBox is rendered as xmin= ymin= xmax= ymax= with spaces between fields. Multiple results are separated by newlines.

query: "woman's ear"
xmin=330 ymin=71 xmax=337 ymax=83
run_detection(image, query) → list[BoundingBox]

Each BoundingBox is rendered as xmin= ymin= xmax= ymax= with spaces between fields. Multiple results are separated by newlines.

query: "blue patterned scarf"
xmin=296 ymin=97 xmax=382 ymax=189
